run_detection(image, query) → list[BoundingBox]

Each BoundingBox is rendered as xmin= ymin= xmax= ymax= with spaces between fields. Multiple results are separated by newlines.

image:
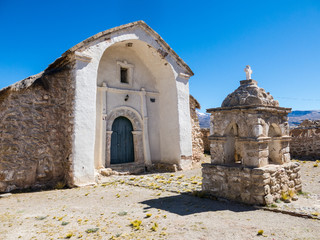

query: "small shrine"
xmin=202 ymin=66 xmax=302 ymax=205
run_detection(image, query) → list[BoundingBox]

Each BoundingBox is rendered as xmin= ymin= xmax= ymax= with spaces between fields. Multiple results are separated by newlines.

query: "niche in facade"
xmin=224 ymin=123 xmax=242 ymax=164
xmin=268 ymin=124 xmax=282 ymax=164
xmin=117 ymin=60 xmax=134 ymax=86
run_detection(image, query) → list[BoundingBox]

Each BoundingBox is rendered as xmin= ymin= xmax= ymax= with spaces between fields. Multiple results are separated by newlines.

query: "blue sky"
xmin=0 ymin=0 xmax=319 ymax=111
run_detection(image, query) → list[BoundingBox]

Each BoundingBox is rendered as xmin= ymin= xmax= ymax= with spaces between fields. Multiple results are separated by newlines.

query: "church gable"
xmin=0 ymin=21 xmax=194 ymax=191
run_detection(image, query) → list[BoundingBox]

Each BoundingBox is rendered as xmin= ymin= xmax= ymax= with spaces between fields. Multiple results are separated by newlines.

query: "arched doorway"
xmin=111 ymin=117 xmax=135 ymax=164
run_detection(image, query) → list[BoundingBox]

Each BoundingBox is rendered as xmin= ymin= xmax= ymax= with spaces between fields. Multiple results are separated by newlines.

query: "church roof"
xmin=63 ymin=20 xmax=193 ymax=76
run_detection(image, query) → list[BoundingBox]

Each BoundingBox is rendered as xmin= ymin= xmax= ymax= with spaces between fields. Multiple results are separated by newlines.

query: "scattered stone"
xmin=264 ymin=194 xmax=273 ymax=206
xmin=100 ymin=168 xmax=113 ymax=176
xmin=0 ymin=193 xmax=12 ymax=198
xmin=284 ymin=198 xmax=291 ymax=203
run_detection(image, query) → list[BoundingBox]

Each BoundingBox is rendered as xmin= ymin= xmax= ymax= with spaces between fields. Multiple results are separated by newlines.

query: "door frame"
xmin=104 ymin=107 xmax=145 ymax=168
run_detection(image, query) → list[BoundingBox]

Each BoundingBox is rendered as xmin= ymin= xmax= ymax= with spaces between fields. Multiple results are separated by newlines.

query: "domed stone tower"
xmin=221 ymin=79 xmax=279 ymax=108
xmin=208 ymin=77 xmax=292 ymax=167
xmin=202 ymin=66 xmax=302 ymax=205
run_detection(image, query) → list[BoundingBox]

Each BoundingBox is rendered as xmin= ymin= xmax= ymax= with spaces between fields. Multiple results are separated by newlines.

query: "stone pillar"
xmin=105 ymin=131 xmax=113 ymax=167
xmin=95 ymin=84 xmax=107 ymax=169
xmin=132 ymin=131 xmax=144 ymax=164
xmin=140 ymin=88 xmax=151 ymax=167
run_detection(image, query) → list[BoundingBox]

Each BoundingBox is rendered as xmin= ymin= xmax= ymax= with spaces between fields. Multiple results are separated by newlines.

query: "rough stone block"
xmin=264 ymin=194 xmax=273 ymax=205
xmin=100 ymin=168 xmax=113 ymax=176
xmin=294 ymin=178 xmax=301 ymax=185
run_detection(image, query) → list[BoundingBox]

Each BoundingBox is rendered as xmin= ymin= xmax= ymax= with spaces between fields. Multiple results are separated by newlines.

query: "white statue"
xmin=244 ymin=65 xmax=252 ymax=80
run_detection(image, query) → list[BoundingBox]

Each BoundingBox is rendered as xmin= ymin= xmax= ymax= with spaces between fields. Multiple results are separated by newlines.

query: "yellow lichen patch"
xmin=288 ymin=189 xmax=295 ymax=198
xmin=160 ymin=231 xmax=167 ymax=236
xmin=65 ymin=233 xmax=73 ymax=238
xmin=130 ymin=219 xmax=142 ymax=230
xmin=151 ymin=222 xmax=158 ymax=231
xmin=257 ymin=230 xmax=264 ymax=235
xmin=281 ymin=191 xmax=289 ymax=201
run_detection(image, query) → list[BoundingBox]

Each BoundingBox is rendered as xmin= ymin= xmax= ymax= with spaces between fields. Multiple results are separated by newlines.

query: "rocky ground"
xmin=0 ymin=157 xmax=319 ymax=240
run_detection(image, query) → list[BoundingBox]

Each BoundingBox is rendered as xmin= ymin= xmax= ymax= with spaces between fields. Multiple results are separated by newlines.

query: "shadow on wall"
xmin=140 ymin=194 xmax=255 ymax=216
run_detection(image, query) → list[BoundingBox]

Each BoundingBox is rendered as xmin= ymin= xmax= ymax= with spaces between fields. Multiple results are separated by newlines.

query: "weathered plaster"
xmin=72 ymin=22 xmax=193 ymax=183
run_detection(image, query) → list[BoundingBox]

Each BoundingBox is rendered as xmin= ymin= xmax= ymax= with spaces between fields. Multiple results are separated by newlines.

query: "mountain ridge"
xmin=197 ymin=110 xmax=320 ymax=129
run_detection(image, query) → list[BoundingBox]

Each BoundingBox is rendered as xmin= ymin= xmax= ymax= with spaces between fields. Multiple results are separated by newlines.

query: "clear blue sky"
xmin=0 ymin=0 xmax=319 ymax=111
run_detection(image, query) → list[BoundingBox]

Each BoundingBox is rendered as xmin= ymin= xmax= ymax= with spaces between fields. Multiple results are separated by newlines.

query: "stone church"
xmin=0 ymin=21 xmax=195 ymax=192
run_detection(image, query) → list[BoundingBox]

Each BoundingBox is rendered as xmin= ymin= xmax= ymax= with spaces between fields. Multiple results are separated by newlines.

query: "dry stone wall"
xmin=189 ymin=95 xmax=203 ymax=161
xmin=201 ymin=128 xmax=210 ymax=154
xmin=290 ymin=120 xmax=320 ymax=159
xmin=0 ymin=60 xmax=75 ymax=192
xmin=202 ymin=162 xmax=301 ymax=205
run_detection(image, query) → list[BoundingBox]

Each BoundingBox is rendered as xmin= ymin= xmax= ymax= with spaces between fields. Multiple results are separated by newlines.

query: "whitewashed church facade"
xmin=0 ymin=21 xmax=194 ymax=191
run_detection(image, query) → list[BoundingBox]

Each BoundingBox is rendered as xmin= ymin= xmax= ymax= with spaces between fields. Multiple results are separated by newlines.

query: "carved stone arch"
xmin=258 ymin=118 xmax=268 ymax=137
xmin=106 ymin=107 xmax=143 ymax=131
xmin=268 ymin=123 xmax=282 ymax=137
xmin=105 ymin=107 xmax=145 ymax=168
xmin=224 ymin=122 xmax=239 ymax=136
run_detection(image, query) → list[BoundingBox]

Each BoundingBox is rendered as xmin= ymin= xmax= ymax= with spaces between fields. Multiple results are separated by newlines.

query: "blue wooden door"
xmin=111 ymin=117 xmax=134 ymax=164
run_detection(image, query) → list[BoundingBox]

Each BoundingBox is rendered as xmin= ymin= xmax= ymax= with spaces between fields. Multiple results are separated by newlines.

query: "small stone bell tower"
xmin=202 ymin=66 xmax=302 ymax=205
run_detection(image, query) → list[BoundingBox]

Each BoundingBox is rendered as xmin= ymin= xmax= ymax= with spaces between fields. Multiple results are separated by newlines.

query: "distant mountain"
xmin=288 ymin=110 xmax=320 ymax=127
xmin=197 ymin=110 xmax=320 ymax=128
xmin=197 ymin=111 xmax=210 ymax=128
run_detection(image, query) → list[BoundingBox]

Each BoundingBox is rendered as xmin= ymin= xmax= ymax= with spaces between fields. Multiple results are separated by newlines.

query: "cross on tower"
xmin=244 ymin=65 xmax=252 ymax=80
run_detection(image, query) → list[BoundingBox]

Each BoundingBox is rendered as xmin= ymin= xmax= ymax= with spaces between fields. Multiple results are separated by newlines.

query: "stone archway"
xmin=105 ymin=107 xmax=145 ymax=168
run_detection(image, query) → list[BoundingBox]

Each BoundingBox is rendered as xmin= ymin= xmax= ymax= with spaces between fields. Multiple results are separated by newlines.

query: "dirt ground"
xmin=0 ymin=158 xmax=319 ymax=240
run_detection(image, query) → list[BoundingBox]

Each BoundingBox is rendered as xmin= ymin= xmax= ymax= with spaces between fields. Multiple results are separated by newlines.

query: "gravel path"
xmin=0 ymin=158 xmax=319 ymax=239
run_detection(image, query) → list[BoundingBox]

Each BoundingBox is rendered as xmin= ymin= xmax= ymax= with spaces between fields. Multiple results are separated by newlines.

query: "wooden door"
xmin=111 ymin=117 xmax=134 ymax=164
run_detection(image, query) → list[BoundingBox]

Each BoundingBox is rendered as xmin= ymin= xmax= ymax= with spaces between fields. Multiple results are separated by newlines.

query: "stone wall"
xmin=208 ymin=108 xmax=291 ymax=167
xmin=189 ymin=95 xmax=203 ymax=161
xmin=202 ymin=162 xmax=302 ymax=205
xmin=0 ymin=58 xmax=75 ymax=192
xmin=290 ymin=120 xmax=320 ymax=159
xmin=201 ymin=128 xmax=210 ymax=154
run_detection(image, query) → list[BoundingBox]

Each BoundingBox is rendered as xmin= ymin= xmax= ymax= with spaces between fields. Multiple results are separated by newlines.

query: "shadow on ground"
xmin=140 ymin=193 xmax=256 ymax=216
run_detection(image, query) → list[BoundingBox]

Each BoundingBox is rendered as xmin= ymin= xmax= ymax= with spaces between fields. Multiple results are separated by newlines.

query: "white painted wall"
xmin=72 ymin=25 xmax=193 ymax=185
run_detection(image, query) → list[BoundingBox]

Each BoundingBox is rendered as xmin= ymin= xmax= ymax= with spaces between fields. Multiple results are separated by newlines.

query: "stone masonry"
xmin=202 ymin=162 xmax=301 ymax=205
xmin=202 ymin=68 xmax=301 ymax=205
xmin=201 ymin=128 xmax=210 ymax=154
xmin=190 ymin=95 xmax=204 ymax=162
xmin=290 ymin=120 xmax=320 ymax=159
xmin=0 ymin=57 xmax=75 ymax=192
xmin=207 ymin=79 xmax=292 ymax=168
